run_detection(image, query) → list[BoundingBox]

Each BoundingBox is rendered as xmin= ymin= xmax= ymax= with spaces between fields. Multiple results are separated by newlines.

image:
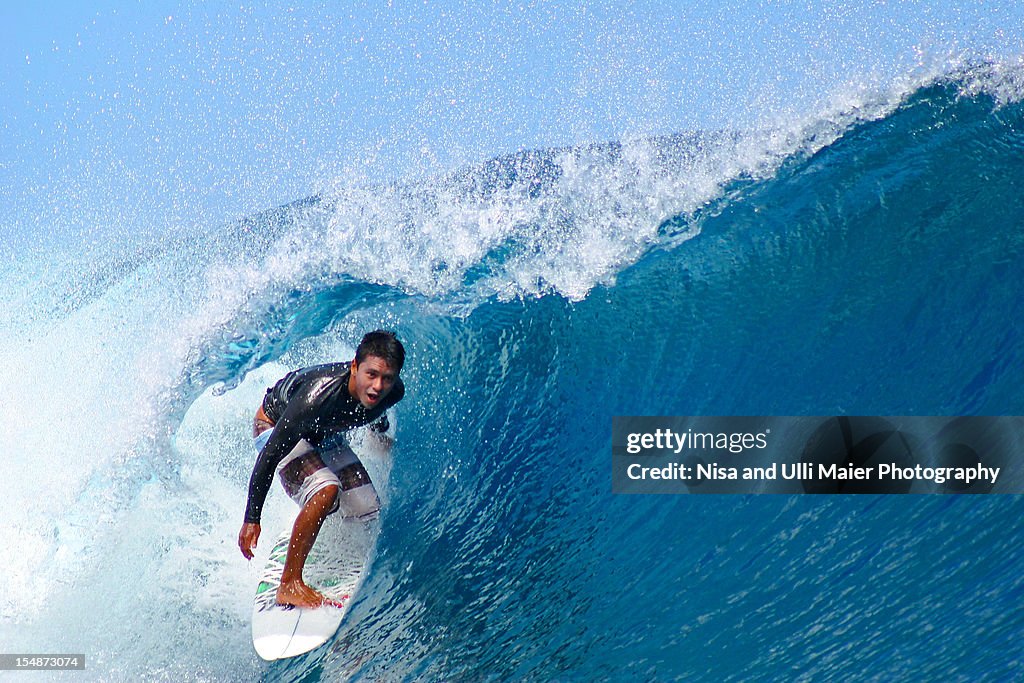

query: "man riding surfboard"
xmin=238 ymin=330 xmax=405 ymax=608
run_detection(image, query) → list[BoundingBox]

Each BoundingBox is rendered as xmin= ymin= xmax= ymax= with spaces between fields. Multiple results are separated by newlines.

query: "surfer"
xmin=238 ymin=330 xmax=405 ymax=608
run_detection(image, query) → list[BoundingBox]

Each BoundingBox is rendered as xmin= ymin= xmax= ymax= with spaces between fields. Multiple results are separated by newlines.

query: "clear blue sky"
xmin=2 ymin=1 xmax=1023 ymax=248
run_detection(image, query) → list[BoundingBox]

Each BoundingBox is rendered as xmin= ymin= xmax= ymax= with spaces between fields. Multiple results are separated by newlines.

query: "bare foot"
xmin=276 ymin=580 xmax=342 ymax=609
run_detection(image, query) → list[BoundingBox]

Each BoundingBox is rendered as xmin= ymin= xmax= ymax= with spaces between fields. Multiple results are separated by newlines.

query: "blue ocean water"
xmin=1 ymin=63 xmax=1023 ymax=681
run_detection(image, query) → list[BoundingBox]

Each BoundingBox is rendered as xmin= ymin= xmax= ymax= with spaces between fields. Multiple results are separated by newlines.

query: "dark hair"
xmin=355 ymin=330 xmax=405 ymax=371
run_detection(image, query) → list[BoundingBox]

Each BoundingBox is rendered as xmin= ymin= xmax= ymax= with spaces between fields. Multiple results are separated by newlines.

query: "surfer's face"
xmin=349 ymin=355 xmax=398 ymax=408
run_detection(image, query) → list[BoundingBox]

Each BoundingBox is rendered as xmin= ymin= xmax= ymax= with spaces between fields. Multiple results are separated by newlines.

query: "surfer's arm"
xmin=365 ymin=410 xmax=396 ymax=452
xmin=242 ymin=406 xmax=309 ymax=525
xmin=242 ymin=444 xmax=280 ymax=526
xmin=238 ymin=411 xmax=308 ymax=559
xmin=368 ymin=385 xmax=402 ymax=451
xmin=238 ymin=443 xmax=281 ymax=559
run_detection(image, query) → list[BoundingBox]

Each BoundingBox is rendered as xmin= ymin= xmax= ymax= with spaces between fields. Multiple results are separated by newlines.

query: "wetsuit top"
xmin=243 ymin=362 xmax=404 ymax=524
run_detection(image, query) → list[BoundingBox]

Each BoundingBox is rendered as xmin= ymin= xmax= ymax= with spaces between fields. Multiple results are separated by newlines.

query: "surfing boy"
xmin=238 ymin=330 xmax=405 ymax=608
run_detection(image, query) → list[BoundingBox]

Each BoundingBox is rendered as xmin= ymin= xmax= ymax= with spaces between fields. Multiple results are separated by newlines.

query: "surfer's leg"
xmin=276 ymin=450 xmax=347 ymax=608
xmin=277 ymin=482 xmax=341 ymax=608
xmin=273 ymin=439 xmax=378 ymax=607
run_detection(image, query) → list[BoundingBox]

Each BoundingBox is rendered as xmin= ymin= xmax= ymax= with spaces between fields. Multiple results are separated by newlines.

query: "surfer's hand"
xmin=366 ymin=430 xmax=393 ymax=456
xmin=239 ymin=522 xmax=261 ymax=560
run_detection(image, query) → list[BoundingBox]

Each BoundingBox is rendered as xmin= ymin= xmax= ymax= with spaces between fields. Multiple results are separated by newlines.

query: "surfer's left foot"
xmin=277 ymin=580 xmax=338 ymax=609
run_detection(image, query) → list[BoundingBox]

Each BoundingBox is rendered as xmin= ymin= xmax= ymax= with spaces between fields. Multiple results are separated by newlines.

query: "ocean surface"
xmin=2 ymin=62 xmax=1023 ymax=681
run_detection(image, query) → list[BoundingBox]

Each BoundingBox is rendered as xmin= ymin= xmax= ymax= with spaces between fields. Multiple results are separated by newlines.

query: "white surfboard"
xmin=251 ymin=514 xmax=376 ymax=661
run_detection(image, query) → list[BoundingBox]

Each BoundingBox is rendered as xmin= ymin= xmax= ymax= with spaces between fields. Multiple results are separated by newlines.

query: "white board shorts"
xmin=253 ymin=429 xmax=380 ymax=521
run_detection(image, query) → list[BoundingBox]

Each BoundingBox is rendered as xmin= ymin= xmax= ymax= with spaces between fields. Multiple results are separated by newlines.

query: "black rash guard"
xmin=244 ymin=362 xmax=404 ymax=524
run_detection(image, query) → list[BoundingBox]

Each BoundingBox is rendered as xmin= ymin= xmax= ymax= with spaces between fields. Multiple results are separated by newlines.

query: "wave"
xmin=1 ymin=61 xmax=1023 ymax=680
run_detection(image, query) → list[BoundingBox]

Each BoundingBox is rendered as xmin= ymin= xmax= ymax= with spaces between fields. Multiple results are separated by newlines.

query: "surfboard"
xmin=251 ymin=514 xmax=376 ymax=661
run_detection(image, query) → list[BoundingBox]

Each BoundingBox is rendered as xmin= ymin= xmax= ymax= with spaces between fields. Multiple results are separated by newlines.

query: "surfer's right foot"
xmin=276 ymin=580 xmax=337 ymax=609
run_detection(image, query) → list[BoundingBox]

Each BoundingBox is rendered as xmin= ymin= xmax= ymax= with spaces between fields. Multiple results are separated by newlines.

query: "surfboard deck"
xmin=251 ymin=514 xmax=375 ymax=661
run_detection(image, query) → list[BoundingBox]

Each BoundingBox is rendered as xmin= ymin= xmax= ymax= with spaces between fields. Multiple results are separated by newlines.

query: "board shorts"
xmin=253 ymin=429 xmax=380 ymax=521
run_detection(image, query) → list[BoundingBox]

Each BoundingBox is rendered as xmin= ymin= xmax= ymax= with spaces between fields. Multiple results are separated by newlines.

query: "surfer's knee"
xmin=285 ymin=464 xmax=344 ymax=515
xmin=293 ymin=482 xmax=341 ymax=523
xmin=313 ymin=484 xmax=340 ymax=513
